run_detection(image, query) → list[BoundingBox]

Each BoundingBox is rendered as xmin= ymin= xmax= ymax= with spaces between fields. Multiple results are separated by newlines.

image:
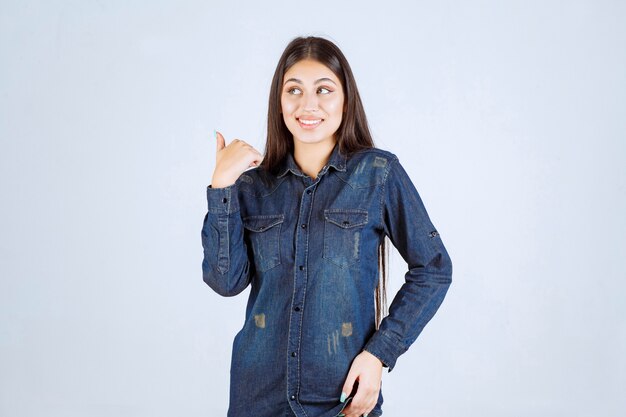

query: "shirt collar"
xmin=277 ymin=142 xmax=347 ymax=178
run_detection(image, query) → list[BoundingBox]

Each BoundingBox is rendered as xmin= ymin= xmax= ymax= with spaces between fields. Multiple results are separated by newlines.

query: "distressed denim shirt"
xmin=201 ymin=143 xmax=453 ymax=417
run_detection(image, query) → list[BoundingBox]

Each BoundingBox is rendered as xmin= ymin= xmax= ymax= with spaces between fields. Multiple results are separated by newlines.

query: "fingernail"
xmin=340 ymin=392 xmax=347 ymax=403
xmin=338 ymin=414 xmax=345 ymax=417
xmin=364 ymin=414 xmax=369 ymax=417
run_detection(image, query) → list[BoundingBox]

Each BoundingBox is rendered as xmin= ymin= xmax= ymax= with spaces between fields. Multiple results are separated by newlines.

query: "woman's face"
xmin=280 ymin=59 xmax=345 ymax=147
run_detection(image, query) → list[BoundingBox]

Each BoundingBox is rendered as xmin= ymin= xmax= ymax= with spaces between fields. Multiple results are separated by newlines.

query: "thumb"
xmin=215 ymin=130 xmax=226 ymax=152
xmin=340 ymin=370 xmax=358 ymax=403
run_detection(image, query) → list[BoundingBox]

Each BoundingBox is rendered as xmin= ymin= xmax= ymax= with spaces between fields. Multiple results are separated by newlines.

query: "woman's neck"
xmin=293 ymin=137 xmax=336 ymax=180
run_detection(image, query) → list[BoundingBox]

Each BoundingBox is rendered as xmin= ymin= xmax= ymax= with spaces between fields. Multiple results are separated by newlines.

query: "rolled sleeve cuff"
xmin=207 ymin=183 xmax=240 ymax=215
xmin=363 ymin=330 xmax=408 ymax=373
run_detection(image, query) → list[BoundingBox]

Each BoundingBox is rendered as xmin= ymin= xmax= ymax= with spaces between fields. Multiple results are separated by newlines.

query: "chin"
xmin=294 ymin=134 xmax=333 ymax=144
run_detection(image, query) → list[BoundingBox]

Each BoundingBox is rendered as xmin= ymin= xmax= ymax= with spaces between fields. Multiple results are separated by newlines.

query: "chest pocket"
xmin=243 ymin=214 xmax=284 ymax=273
xmin=323 ymin=209 xmax=368 ymax=269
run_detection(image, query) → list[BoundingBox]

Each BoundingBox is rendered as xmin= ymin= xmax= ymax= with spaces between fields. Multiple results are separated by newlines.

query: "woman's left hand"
xmin=338 ymin=350 xmax=383 ymax=417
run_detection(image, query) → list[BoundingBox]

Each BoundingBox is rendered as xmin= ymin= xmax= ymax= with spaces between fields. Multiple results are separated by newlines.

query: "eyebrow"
xmin=283 ymin=77 xmax=337 ymax=86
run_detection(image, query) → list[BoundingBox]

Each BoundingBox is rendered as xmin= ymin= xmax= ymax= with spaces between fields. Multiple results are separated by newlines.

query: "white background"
xmin=1 ymin=1 xmax=624 ymax=416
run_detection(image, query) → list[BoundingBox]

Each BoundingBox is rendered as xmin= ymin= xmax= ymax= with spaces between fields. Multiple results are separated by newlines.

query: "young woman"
xmin=201 ymin=36 xmax=453 ymax=417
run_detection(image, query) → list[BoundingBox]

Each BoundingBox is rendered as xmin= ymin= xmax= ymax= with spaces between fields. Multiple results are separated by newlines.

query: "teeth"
xmin=299 ymin=119 xmax=321 ymax=125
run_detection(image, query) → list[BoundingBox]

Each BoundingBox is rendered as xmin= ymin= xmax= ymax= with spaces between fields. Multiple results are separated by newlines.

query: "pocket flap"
xmin=324 ymin=209 xmax=368 ymax=229
xmin=243 ymin=214 xmax=284 ymax=232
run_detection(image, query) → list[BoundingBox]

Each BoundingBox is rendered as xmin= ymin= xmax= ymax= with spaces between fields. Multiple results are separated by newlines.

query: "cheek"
xmin=326 ymin=101 xmax=343 ymax=115
xmin=325 ymin=96 xmax=344 ymax=114
xmin=281 ymin=98 xmax=297 ymax=115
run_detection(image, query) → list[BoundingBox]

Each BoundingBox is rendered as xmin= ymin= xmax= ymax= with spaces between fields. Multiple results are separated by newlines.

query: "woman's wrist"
xmin=211 ymin=171 xmax=237 ymax=188
xmin=210 ymin=180 xmax=235 ymax=189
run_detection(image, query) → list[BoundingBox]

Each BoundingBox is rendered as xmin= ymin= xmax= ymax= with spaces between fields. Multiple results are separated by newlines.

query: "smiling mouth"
xmin=297 ymin=118 xmax=323 ymax=129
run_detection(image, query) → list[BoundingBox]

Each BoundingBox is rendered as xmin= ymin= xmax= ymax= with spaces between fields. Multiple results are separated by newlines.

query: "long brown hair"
xmin=260 ymin=35 xmax=390 ymax=329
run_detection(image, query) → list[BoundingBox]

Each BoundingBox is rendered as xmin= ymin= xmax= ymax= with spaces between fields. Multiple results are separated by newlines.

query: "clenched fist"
xmin=211 ymin=130 xmax=264 ymax=188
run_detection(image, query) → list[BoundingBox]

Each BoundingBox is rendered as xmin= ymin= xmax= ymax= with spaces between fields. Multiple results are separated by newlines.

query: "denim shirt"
xmin=201 ymin=143 xmax=453 ymax=417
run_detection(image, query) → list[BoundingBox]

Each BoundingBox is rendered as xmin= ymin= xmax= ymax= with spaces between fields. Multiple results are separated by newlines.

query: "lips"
xmin=297 ymin=117 xmax=323 ymax=129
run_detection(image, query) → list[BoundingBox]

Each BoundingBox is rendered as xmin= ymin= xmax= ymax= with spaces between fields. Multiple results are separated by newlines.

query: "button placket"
xmin=286 ymin=179 xmax=318 ymax=412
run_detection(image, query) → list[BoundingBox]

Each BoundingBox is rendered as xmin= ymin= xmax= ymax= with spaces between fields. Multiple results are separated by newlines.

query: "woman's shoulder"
xmin=347 ymin=146 xmax=400 ymax=173
xmin=351 ymin=146 xmax=399 ymax=165
xmin=337 ymin=147 xmax=400 ymax=188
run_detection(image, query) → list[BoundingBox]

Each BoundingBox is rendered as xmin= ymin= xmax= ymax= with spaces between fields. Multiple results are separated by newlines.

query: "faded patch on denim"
xmin=254 ymin=313 xmax=265 ymax=328
xmin=240 ymin=174 xmax=253 ymax=184
xmin=341 ymin=322 xmax=353 ymax=337
xmin=354 ymin=159 xmax=367 ymax=175
xmin=327 ymin=329 xmax=339 ymax=354
xmin=372 ymin=156 xmax=387 ymax=168
xmin=353 ymin=232 xmax=360 ymax=259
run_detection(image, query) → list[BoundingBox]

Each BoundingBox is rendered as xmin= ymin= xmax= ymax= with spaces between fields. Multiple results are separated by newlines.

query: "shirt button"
xmin=306 ymin=189 xmax=312 ymax=194
xmin=294 ymin=306 xmax=301 ymax=312
xmin=291 ymin=351 xmax=297 ymax=357
xmin=301 ymin=224 xmax=306 ymax=229
xmin=290 ymin=395 xmax=296 ymax=400
xmin=222 ymin=197 xmax=228 ymax=203
xmin=299 ymin=265 xmax=304 ymax=270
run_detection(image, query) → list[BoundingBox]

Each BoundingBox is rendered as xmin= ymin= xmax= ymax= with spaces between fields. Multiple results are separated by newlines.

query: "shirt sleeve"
xmin=200 ymin=181 xmax=252 ymax=296
xmin=362 ymin=156 xmax=453 ymax=372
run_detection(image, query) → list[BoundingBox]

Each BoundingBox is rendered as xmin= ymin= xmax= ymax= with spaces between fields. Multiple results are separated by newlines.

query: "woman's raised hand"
xmin=211 ymin=130 xmax=264 ymax=189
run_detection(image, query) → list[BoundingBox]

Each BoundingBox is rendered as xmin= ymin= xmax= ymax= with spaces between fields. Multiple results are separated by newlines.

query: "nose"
xmin=302 ymin=91 xmax=319 ymax=113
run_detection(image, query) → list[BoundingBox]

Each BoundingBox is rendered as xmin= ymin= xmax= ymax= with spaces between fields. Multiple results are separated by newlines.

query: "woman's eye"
xmin=286 ymin=86 xmax=332 ymax=95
